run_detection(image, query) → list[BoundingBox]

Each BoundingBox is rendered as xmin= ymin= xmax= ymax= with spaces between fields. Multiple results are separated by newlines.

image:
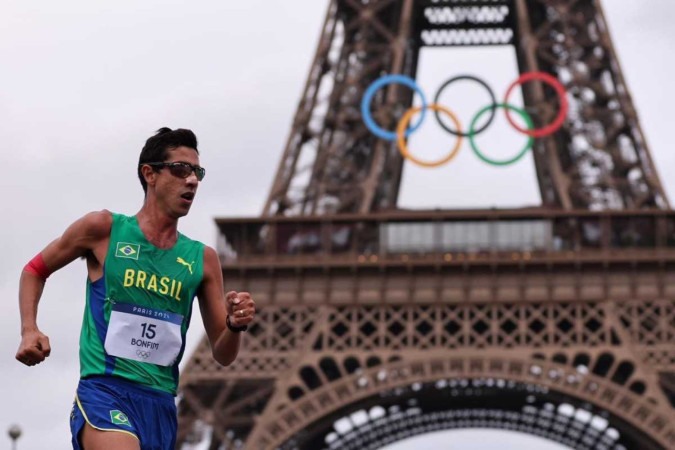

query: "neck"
xmin=135 ymin=203 xmax=179 ymax=249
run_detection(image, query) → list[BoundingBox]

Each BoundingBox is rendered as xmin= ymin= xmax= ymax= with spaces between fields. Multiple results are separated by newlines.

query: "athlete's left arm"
xmin=197 ymin=245 xmax=256 ymax=366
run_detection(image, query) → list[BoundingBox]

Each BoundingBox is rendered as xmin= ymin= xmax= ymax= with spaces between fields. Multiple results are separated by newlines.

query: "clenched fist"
xmin=16 ymin=329 xmax=51 ymax=366
xmin=225 ymin=291 xmax=255 ymax=329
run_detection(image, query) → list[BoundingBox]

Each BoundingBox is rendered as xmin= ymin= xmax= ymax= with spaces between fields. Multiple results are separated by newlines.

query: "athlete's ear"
xmin=140 ymin=164 xmax=158 ymax=189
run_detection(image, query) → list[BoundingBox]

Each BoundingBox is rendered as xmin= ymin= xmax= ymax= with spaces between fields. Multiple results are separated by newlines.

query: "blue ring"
xmin=361 ymin=74 xmax=428 ymax=141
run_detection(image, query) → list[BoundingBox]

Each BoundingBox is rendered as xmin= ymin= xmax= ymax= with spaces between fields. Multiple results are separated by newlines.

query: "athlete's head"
xmin=137 ymin=127 xmax=200 ymax=193
xmin=138 ymin=127 xmax=203 ymax=218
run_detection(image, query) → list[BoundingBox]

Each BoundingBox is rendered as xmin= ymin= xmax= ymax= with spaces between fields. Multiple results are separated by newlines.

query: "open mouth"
xmin=181 ymin=192 xmax=195 ymax=202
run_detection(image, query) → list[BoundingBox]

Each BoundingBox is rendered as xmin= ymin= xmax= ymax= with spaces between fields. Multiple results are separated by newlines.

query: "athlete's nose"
xmin=185 ymin=172 xmax=199 ymax=187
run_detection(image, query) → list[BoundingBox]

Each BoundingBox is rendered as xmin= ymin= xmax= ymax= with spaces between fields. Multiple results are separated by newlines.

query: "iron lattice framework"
xmin=178 ymin=212 xmax=675 ymax=449
xmin=263 ymin=0 xmax=668 ymax=215
xmin=177 ymin=1 xmax=675 ymax=449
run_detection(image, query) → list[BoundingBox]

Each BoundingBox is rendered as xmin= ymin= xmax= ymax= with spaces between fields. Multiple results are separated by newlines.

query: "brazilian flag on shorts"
xmin=110 ymin=410 xmax=131 ymax=426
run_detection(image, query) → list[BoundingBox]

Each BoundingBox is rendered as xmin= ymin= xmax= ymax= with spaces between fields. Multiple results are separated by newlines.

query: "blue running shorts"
xmin=70 ymin=376 xmax=177 ymax=450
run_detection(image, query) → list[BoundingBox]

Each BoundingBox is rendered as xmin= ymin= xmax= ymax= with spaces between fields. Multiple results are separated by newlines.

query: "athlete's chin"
xmin=170 ymin=206 xmax=192 ymax=219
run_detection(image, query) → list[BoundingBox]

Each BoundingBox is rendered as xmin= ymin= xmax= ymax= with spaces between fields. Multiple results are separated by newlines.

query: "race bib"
xmin=104 ymin=303 xmax=183 ymax=366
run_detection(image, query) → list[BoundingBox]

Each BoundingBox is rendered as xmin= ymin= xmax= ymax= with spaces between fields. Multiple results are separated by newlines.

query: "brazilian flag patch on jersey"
xmin=115 ymin=242 xmax=140 ymax=260
xmin=110 ymin=410 xmax=131 ymax=426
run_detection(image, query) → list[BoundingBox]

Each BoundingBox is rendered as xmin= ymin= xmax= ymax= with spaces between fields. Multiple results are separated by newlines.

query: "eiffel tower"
xmin=177 ymin=1 xmax=675 ymax=449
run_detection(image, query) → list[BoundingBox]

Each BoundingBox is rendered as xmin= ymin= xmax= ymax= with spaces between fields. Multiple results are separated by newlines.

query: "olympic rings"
xmin=469 ymin=103 xmax=534 ymax=166
xmin=433 ymin=75 xmax=497 ymax=137
xmin=136 ymin=350 xmax=151 ymax=359
xmin=361 ymin=74 xmax=428 ymax=141
xmin=503 ymin=71 xmax=568 ymax=138
xmin=396 ymin=104 xmax=463 ymax=168
xmin=361 ymin=71 xmax=568 ymax=168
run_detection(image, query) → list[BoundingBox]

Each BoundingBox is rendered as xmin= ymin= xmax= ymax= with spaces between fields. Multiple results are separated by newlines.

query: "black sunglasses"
xmin=143 ymin=162 xmax=206 ymax=181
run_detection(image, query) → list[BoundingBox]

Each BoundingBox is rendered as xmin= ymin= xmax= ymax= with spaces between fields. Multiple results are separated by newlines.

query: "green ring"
xmin=468 ymin=103 xmax=534 ymax=166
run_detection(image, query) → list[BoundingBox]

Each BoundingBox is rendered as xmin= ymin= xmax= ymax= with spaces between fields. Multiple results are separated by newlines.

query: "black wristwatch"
xmin=226 ymin=314 xmax=248 ymax=333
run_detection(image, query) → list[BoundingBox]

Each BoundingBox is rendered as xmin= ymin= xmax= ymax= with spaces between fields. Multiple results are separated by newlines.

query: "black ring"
xmin=433 ymin=75 xmax=497 ymax=137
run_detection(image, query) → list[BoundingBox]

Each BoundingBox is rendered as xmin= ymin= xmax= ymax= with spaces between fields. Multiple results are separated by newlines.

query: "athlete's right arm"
xmin=16 ymin=210 xmax=112 ymax=367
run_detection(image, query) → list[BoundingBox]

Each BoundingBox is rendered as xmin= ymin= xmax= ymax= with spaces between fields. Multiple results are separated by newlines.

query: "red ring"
xmin=503 ymin=71 xmax=568 ymax=138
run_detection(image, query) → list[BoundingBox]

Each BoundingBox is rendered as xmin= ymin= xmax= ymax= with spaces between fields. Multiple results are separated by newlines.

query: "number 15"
xmin=140 ymin=323 xmax=156 ymax=339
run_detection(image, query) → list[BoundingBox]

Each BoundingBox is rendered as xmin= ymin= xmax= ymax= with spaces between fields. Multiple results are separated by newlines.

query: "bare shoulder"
xmin=203 ymin=245 xmax=220 ymax=268
xmin=41 ymin=210 xmax=113 ymax=268
xmin=77 ymin=209 xmax=113 ymax=238
xmin=203 ymin=244 xmax=218 ymax=257
xmin=59 ymin=209 xmax=112 ymax=247
xmin=200 ymin=245 xmax=222 ymax=281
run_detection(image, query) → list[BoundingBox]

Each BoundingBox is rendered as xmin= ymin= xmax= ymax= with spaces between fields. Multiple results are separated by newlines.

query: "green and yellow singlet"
xmin=78 ymin=213 xmax=204 ymax=395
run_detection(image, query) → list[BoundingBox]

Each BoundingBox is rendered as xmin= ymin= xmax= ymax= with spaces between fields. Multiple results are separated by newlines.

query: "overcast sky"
xmin=1 ymin=1 xmax=674 ymax=449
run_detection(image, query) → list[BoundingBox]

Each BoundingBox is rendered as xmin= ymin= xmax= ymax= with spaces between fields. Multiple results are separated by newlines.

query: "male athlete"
xmin=15 ymin=128 xmax=256 ymax=449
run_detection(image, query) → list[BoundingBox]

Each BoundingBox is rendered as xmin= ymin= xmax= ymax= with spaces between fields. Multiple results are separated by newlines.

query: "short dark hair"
xmin=137 ymin=127 xmax=199 ymax=193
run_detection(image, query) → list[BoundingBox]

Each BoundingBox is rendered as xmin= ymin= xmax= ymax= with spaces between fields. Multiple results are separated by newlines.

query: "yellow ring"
xmin=396 ymin=103 xmax=463 ymax=168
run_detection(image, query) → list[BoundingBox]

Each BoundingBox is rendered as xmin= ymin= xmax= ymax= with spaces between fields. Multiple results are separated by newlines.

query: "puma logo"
xmin=176 ymin=257 xmax=194 ymax=275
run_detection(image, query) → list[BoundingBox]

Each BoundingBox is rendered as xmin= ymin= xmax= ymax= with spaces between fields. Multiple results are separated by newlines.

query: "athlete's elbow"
xmin=212 ymin=351 xmax=238 ymax=367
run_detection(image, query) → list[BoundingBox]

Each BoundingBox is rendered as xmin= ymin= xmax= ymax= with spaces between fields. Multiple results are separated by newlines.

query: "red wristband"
xmin=24 ymin=253 xmax=52 ymax=281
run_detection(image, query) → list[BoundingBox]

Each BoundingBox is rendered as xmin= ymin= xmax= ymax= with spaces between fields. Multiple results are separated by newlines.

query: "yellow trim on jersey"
xmin=75 ymin=395 xmax=140 ymax=441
